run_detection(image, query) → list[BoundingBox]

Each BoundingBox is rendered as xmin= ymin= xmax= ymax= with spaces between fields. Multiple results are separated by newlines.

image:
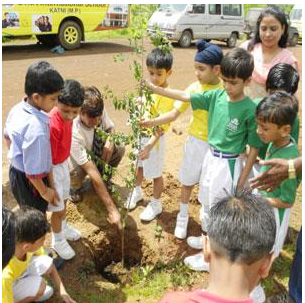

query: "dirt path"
xmin=2 ymin=38 xmax=302 ymax=302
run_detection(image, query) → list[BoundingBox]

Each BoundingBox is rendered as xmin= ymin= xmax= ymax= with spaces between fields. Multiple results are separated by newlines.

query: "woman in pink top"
xmin=241 ymin=5 xmax=298 ymax=98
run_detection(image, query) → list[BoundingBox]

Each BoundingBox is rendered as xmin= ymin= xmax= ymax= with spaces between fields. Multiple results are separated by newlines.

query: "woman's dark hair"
xmin=248 ymin=5 xmax=288 ymax=51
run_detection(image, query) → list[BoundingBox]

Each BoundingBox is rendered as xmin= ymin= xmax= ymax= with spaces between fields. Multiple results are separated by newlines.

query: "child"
xmin=49 ymin=80 xmax=84 ymax=260
xmin=140 ymin=40 xmax=223 ymax=239
xmin=159 ymin=192 xmax=276 ymax=303
xmin=69 ymin=86 xmax=124 ymax=229
xmin=124 ymin=48 xmax=175 ymax=222
xmin=252 ymin=91 xmax=301 ymax=302
xmin=255 ymin=63 xmax=300 ymax=166
xmin=4 ymin=61 xmax=64 ymax=213
xmin=2 ymin=207 xmax=77 ymax=303
xmin=2 ymin=207 xmax=16 ymax=269
xmin=146 ymin=48 xmax=262 ymax=270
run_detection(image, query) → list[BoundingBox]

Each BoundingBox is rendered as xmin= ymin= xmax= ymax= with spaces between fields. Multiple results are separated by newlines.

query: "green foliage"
xmin=170 ymin=261 xmax=198 ymax=288
xmin=154 ymin=224 xmax=164 ymax=242
xmin=148 ymin=25 xmax=173 ymax=53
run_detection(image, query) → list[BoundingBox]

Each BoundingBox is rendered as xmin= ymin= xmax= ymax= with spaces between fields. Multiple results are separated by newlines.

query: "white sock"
xmin=151 ymin=197 xmax=161 ymax=204
xmin=52 ymin=231 xmax=64 ymax=242
xmin=179 ymin=203 xmax=188 ymax=216
xmin=62 ymin=219 xmax=67 ymax=231
xmin=135 ymin=186 xmax=142 ymax=194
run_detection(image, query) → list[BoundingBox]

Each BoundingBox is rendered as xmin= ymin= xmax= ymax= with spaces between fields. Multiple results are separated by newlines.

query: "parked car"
xmin=243 ymin=7 xmax=299 ymax=46
xmin=290 ymin=4 xmax=302 ymax=42
xmin=147 ymin=4 xmax=244 ymax=48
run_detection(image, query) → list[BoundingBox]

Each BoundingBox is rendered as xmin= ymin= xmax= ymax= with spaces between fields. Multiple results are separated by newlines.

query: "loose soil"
xmin=2 ymin=38 xmax=302 ymax=302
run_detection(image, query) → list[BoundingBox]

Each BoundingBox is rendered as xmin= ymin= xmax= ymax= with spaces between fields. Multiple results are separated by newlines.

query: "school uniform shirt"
xmin=149 ymin=93 xmax=175 ymax=132
xmin=260 ymin=139 xmax=301 ymax=224
xmin=2 ymin=247 xmax=46 ymax=303
xmin=159 ymin=289 xmax=254 ymax=303
xmin=69 ymin=109 xmax=114 ymax=170
xmin=190 ymin=89 xmax=262 ymax=154
xmin=4 ymin=98 xmax=52 ymax=179
xmin=253 ymin=98 xmax=300 ymax=160
xmin=174 ymin=81 xmax=223 ymax=141
xmin=49 ymin=107 xmax=73 ymax=165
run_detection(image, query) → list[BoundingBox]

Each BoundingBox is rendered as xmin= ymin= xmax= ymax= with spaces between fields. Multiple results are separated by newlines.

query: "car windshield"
xmin=159 ymin=4 xmax=187 ymax=12
xmin=290 ymin=9 xmax=302 ymax=21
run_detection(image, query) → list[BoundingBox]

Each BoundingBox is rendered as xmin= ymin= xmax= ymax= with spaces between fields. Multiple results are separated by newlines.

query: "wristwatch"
xmin=288 ymin=159 xmax=296 ymax=179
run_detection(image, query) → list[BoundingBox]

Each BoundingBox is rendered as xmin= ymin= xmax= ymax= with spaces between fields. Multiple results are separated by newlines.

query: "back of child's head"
xmin=220 ymin=48 xmax=254 ymax=81
xmin=146 ymin=48 xmax=173 ymax=71
xmin=207 ymin=192 xmax=276 ymax=265
xmin=15 ymin=206 xmax=50 ymax=244
xmin=2 ymin=207 xmax=16 ymax=268
xmin=194 ymin=39 xmax=223 ymax=66
xmin=58 ymin=79 xmax=84 ymax=107
xmin=266 ymin=63 xmax=299 ymax=95
xmin=25 ymin=61 xmax=64 ymax=97
xmin=80 ymin=86 xmax=104 ymax=117
xmin=256 ymin=91 xmax=298 ymax=127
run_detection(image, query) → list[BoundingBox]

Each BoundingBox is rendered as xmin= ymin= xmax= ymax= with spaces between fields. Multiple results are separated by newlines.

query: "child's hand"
xmin=108 ymin=209 xmax=122 ymax=229
xmin=101 ymin=140 xmax=114 ymax=164
xmin=41 ymin=188 xmax=58 ymax=206
xmin=138 ymin=145 xmax=150 ymax=160
xmin=61 ymin=292 xmax=78 ymax=303
xmin=139 ymin=118 xmax=154 ymax=128
xmin=140 ymin=79 xmax=156 ymax=92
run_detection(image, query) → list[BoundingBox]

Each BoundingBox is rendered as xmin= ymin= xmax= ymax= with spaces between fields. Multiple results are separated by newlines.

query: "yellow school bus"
xmin=2 ymin=4 xmax=129 ymax=49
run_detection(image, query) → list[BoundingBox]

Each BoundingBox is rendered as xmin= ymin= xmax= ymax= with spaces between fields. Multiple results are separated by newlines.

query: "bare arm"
xmin=81 ymin=160 xmax=121 ymax=229
xmin=140 ymin=108 xmax=181 ymax=128
xmin=138 ymin=132 xmax=162 ymax=160
xmin=47 ymin=264 xmax=77 ymax=303
xmin=146 ymin=81 xmax=191 ymax=103
xmin=250 ymin=156 xmax=302 ymax=192
xmin=28 ymin=178 xmax=58 ymax=206
xmin=237 ymin=146 xmax=258 ymax=190
xmin=266 ymin=197 xmax=292 ymax=209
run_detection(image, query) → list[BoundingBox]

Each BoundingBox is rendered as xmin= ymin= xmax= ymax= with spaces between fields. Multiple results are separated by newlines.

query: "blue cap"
xmin=194 ymin=39 xmax=223 ymax=65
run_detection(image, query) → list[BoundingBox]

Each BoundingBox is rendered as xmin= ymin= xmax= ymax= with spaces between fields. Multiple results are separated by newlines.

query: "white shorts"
xmin=137 ymin=135 xmax=166 ymax=179
xmin=178 ymin=136 xmax=209 ymax=186
xmin=199 ymin=148 xmax=243 ymax=231
xmin=13 ymin=255 xmax=53 ymax=302
xmin=273 ymin=207 xmax=292 ymax=257
xmin=48 ymin=160 xmax=70 ymax=212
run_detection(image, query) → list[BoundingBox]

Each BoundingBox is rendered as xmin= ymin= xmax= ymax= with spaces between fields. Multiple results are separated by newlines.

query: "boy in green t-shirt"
xmin=146 ymin=48 xmax=262 ymax=271
xmin=140 ymin=40 xmax=223 ymax=240
xmin=254 ymin=91 xmax=301 ymax=302
xmin=253 ymin=63 xmax=300 ymax=172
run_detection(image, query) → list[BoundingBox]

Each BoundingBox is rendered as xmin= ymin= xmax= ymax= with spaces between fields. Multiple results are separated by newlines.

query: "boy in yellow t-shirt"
xmin=124 ymin=48 xmax=175 ymax=222
xmin=140 ymin=40 xmax=223 ymax=237
xmin=2 ymin=207 xmax=76 ymax=303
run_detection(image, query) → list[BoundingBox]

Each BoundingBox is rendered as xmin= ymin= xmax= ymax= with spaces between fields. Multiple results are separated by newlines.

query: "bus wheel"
xmin=36 ymin=34 xmax=57 ymax=47
xmin=58 ymin=20 xmax=81 ymax=50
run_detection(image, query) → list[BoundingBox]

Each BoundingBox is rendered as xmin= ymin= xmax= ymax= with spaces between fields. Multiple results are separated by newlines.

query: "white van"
xmin=290 ymin=4 xmax=302 ymax=41
xmin=147 ymin=4 xmax=244 ymax=48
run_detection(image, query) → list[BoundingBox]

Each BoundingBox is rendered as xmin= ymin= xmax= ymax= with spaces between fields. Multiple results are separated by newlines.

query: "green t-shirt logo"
xmin=227 ymin=118 xmax=239 ymax=133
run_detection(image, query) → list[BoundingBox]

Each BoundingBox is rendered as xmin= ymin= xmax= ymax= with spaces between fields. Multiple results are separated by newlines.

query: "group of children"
xmin=2 ymin=38 xmax=301 ymax=302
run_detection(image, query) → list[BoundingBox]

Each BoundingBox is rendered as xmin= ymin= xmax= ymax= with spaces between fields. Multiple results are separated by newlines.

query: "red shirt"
xmin=49 ymin=107 xmax=72 ymax=165
xmin=159 ymin=289 xmax=254 ymax=303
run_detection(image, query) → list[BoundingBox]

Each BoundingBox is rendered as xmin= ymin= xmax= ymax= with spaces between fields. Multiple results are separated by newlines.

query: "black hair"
xmin=58 ymin=79 xmax=84 ymax=107
xmin=146 ymin=48 xmax=173 ymax=71
xmin=208 ymin=192 xmax=276 ymax=265
xmin=256 ymin=91 xmax=297 ymax=127
xmin=220 ymin=48 xmax=254 ymax=80
xmin=81 ymin=86 xmax=104 ymax=117
xmin=15 ymin=206 xmax=50 ymax=244
xmin=25 ymin=61 xmax=64 ymax=97
xmin=248 ymin=5 xmax=288 ymax=52
xmin=266 ymin=63 xmax=299 ymax=95
xmin=2 ymin=207 xmax=16 ymax=268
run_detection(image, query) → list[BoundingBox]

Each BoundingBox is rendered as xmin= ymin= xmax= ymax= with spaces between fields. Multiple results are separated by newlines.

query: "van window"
xmin=209 ymin=4 xmax=221 ymax=15
xmin=192 ymin=5 xmax=205 ymax=14
xmin=223 ymin=4 xmax=242 ymax=16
